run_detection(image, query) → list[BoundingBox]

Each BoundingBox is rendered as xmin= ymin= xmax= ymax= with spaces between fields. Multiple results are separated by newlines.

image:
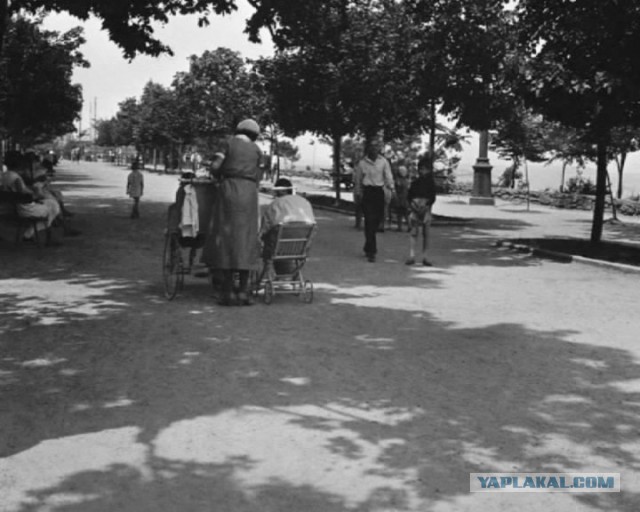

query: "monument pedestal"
xmin=469 ymin=158 xmax=495 ymax=206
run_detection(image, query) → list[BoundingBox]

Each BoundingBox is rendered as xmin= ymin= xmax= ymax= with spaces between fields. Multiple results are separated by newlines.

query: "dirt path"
xmin=0 ymin=161 xmax=638 ymax=511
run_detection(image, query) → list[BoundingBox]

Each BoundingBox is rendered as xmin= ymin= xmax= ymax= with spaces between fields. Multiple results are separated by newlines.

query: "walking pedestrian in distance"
xmin=126 ymin=158 xmax=144 ymax=219
xmin=353 ymin=140 xmax=395 ymax=262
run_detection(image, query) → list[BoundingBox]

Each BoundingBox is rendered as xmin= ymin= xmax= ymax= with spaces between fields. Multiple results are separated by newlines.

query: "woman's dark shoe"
xmin=217 ymin=294 xmax=234 ymax=306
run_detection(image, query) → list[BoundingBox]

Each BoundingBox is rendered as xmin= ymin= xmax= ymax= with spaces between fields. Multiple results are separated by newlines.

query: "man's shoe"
xmin=405 ymin=258 xmax=415 ymax=265
xmin=367 ymin=254 xmax=376 ymax=262
xmin=422 ymin=259 xmax=433 ymax=267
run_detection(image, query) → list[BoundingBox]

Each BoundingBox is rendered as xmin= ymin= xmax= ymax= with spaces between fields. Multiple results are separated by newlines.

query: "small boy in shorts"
xmin=406 ymin=155 xmax=437 ymax=266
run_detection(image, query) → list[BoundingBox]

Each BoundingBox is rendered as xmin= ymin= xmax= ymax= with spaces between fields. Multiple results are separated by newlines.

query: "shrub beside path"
xmin=0 ymin=161 xmax=638 ymax=512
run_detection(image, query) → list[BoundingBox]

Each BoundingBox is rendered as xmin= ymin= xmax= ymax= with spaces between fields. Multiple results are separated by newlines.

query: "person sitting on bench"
xmin=32 ymin=169 xmax=80 ymax=236
xmin=2 ymin=151 xmax=61 ymax=243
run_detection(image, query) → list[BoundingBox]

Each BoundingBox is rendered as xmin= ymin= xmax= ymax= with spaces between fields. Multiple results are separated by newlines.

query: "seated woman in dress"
xmin=2 ymin=151 xmax=61 ymax=243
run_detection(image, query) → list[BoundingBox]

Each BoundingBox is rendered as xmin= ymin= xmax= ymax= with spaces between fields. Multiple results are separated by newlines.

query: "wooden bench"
xmin=0 ymin=190 xmax=50 ymax=246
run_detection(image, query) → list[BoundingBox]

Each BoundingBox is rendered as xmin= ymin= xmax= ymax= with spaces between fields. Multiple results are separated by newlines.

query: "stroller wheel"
xmin=301 ymin=280 xmax=314 ymax=304
xmin=249 ymin=265 xmax=263 ymax=298
xmin=263 ymin=280 xmax=274 ymax=304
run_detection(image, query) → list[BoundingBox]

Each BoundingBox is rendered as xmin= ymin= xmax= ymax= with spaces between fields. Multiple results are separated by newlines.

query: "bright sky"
xmin=43 ymin=1 xmax=274 ymax=122
xmin=43 ymin=5 xmax=337 ymax=168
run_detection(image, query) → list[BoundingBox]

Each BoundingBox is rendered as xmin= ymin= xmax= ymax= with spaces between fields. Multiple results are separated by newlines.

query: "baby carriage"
xmin=162 ymin=174 xmax=213 ymax=300
xmin=254 ymin=222 xmax=317 ymax=304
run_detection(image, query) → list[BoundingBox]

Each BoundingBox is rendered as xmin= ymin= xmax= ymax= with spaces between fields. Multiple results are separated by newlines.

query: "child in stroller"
xmin=256 ymin=178 xmax=317 ymax=303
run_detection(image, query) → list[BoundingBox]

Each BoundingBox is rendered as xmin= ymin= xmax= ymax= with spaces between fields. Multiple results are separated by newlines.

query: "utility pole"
xmin=93 ymin=97 xmax=97 ymax=141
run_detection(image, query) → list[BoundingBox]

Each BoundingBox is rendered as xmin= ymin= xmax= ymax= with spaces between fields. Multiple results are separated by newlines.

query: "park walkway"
xmin=0 ymin=161 xmax=638 ymax=512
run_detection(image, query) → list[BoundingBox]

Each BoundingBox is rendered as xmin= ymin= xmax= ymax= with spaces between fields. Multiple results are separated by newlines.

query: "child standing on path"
xmin=126 ymin=159 xmax=144 ymax=219
xmin=406 ymin=155 xmax=437 ymax=266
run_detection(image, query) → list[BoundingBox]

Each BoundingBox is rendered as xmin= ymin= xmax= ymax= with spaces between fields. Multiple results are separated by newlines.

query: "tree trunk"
xmin=616 ymin=151 xmax=626 ymax=199
xmin=560 ymin=162 xmax=567 ymax=193
xmin=0 ymin=0 xmax=8 ymax=57
xmin=524 ymin=159 xmax=530 ymax=211
xmin=429 ymin=99 xmax=436 ymax=165
xmin=333 ymin=134 xmax=342 ymax=203
xmin=591 ymin=138 xmax=608 ymax=244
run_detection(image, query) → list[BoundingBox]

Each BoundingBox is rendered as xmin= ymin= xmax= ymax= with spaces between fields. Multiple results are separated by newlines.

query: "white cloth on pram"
xmin=179 ymin=184 xmax=199 ymax=238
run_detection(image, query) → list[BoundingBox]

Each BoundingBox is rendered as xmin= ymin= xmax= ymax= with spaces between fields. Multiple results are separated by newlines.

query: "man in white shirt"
xmin=353 ymin=141 xmax=395 ymax=262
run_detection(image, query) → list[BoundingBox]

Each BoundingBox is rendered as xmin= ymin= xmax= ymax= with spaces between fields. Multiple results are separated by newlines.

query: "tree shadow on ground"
xmin=1 ymin=164 xmax=637 ymax=511
xmin=1 ymin=298 xmax=638 ymax=511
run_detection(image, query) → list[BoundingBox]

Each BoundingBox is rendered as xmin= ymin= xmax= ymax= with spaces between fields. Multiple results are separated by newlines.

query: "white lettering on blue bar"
xmin=470 ymin=473 xmax=620 ymax=493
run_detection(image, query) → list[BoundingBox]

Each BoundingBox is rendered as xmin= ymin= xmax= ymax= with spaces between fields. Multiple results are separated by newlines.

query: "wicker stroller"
xmin=254 ymin=222 xmax=317 ymax=304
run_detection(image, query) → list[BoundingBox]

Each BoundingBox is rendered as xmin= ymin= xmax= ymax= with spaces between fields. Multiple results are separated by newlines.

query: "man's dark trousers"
xmin=362 ymin=186 xmax=385 ymax=258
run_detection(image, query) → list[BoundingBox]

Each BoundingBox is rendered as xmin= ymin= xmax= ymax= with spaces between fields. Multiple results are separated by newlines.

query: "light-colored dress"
xmin=4 ymin=174 xmax=60 ymax=237
xmin=202 ymin=135 xmax=262 ymax=270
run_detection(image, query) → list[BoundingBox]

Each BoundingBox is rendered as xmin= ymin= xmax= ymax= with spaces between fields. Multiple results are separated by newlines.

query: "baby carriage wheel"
xmin=263 ymin=280 xmax=274 ymax=304
xmin=300 ymin=279 xmax=314 ymax=303
xmin=163 ymin=232 xmax=183 ymax=300
xmin=249 ymin=267 xmax=262 ymax=298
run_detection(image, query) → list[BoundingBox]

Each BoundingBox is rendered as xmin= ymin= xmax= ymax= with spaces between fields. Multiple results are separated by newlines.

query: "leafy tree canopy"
xmin=172 ymin=47 xmax=268 ymax=152
xmin=517 ymin=0 xmax=640 ymax=137
xmin=0 ymin=15 xmax=87 ymax=145
xmin=3 ymin=0 xmax=237 ymax=59
xmin=490 ymin=104 xmax=550 ymax=169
